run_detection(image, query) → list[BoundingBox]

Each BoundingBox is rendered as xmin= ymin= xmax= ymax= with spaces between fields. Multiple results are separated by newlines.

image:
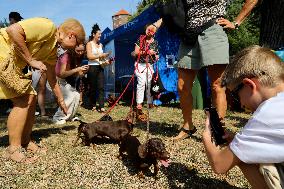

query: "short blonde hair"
xmin=60 ymin=18 xmax=85 ymax=44
xmin=221 ymin=45 xmax=284 ymax=89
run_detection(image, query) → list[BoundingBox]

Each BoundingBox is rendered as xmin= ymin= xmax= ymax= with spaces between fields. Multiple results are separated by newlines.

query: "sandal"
xmin=4 ymin=146 xmax=38 ymax=163
xmin=23 ymin=141 xmax=47 ymax=155
xmin=173 ymin=127 xmax=197 ymax=141
xmin=97 ymin=108 xmax=106 ymax=113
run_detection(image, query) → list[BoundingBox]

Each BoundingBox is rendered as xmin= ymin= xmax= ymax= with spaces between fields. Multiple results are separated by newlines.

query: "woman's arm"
xmin=46 ymin=63 xmax=68 ymax=114
xmin=217 ymin=0 xmax=259 ymax=29
xmin=6 ymin=23 xmax=47 ymax=72
xmin=153 ymin=18 xmax=163 ymax=29
xmin=234 ymin=0 xmax=259 ymax=25
xmin=57 ymin=53 xmax=78 ymax=78
xmin=86 ymin=42 xmax=109 ymax=61
xmin=57 ymin=53 xmax=89 ymax=78
xmin=134 ymin=44 xmax=141 ymax=56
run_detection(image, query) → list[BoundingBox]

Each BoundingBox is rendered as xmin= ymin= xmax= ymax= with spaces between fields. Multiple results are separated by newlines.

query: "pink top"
xmin=56 ymin=52 xmax=70 ymax=76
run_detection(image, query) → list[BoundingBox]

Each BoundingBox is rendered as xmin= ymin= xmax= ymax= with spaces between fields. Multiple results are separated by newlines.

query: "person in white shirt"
xmin=86 ymin=24 xmax=112 ymax=113
xmin=203 ymin=45 xmax=284 ymax=189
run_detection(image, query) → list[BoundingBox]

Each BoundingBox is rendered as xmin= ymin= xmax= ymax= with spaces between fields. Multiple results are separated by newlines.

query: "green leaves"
xmin=0 ymin=18 xmax=9 ymax=28
xmin=226 ymin=0 xmax=260 ymax=55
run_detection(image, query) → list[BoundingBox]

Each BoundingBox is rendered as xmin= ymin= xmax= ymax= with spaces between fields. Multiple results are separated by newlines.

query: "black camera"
xmin=204 ymin=107 xmax=227 ymax=146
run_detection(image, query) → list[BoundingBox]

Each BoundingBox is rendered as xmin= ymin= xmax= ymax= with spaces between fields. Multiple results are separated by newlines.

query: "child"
xmin=203 ymin=45 xmax=284 ymax=189
xmin=53 ymin=44 xmax=89 ymax=124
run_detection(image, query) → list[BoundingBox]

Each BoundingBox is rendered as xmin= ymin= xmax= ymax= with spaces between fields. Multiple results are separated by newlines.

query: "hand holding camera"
xmin=204 ymin=107 xmax=227 ymax=146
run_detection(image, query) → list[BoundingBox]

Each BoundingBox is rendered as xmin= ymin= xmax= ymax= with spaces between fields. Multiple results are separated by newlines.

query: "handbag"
xmin=0 ymin=46 xmax=32 ymax=96
xmin=150 ymin=65 xmax=165 ymax=97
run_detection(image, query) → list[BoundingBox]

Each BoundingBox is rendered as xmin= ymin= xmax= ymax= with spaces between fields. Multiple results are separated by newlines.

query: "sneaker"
xmin=71 ymin=117 xmax=80 ymax=121
xmin=35 ymin=112 xmax=40 ymax=116
xmin=53 ymin=119 xmax=66 ymax=125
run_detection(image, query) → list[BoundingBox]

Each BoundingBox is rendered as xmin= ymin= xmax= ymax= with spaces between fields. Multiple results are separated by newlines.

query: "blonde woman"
xmin=0 ymin=17 xmax=85 ymax=163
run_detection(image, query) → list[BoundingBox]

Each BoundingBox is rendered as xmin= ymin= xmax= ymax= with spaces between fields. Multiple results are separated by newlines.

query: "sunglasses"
xmin=231 ymin=82 xmax=244 ymax=102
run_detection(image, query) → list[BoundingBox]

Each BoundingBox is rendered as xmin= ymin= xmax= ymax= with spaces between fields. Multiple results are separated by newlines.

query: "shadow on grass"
xmin=134 ymin=122 xmax=202 ymax=142
xmin=118 ymin=155 xmax=158 ymax=178
xmin=225 ymin=115 xmax=249 ymax=129
xmin=161 ymin=162 xmax=244 ymax=189
xmin=135 ymin=121 xmax=180 ymax=138
xmin=0 ymin=125 xmax=77 ymax=147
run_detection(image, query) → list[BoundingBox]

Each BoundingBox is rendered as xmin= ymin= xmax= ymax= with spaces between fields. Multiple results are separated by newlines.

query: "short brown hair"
xmin=60 ymin=18 xmax=85 ymax=44
xmin=221 ymin=45 xmax=284 ymax=89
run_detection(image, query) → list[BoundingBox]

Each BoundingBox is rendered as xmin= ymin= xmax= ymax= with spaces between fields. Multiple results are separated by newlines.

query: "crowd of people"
xmin=0 ymin=0 xmax=283 ymax=187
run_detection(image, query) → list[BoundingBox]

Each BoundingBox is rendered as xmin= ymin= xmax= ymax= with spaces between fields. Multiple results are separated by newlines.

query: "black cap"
xmin=9 ymin=12 xmax=23 ymax=21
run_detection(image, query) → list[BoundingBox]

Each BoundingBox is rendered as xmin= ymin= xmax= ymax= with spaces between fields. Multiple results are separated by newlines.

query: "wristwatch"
xmin=233 ymin=21 xmax=239 ymax=30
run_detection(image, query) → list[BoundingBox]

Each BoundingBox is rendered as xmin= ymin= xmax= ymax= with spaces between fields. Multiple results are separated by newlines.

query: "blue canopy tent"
xmin=101 ymin=6 xmax=204 ymax=108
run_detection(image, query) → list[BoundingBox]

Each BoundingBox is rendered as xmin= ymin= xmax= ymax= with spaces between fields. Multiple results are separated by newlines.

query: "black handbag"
xmin=150 ymin=69 xmax=165 ymax=97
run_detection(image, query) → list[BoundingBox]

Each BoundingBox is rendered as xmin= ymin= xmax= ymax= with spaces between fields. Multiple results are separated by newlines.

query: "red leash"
xmin=100 ymin=74 xmax=135 ymax=119
xmin=98 ymin=34 xmax=158 ymax=120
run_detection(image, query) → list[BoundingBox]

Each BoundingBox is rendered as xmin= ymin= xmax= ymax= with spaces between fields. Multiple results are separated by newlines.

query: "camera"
xmin=204 ymin=107 xmax=227 ymax=146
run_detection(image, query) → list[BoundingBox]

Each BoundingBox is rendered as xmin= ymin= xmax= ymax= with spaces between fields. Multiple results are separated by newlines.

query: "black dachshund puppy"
xmin=159 ymin=92 xmax=176 ymax=104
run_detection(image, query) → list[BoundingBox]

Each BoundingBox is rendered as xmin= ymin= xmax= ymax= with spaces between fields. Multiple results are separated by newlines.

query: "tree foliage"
xmin=0 ymin=18 xmax=9 ymax=28
xmin=226 ymin=0 xmax=260 ymax=55
xmin=132 ymin=0 xmax=260 ymax=55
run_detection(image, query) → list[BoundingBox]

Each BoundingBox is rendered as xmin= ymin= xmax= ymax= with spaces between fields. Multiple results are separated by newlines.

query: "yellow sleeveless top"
xmin=0 ymin=17 xmax=57 ymax=99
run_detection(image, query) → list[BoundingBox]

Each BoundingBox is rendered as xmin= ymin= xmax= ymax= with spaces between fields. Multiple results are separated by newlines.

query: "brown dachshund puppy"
xmin=118 ymin=136 xmax=170 ymax=178
xmin=74 ymin=118 xmax=134 ymax=146
xmin=135 ymin=107 xmax=148 ymax=122
xmin=107 ymin=94 xmax=118 ymax=107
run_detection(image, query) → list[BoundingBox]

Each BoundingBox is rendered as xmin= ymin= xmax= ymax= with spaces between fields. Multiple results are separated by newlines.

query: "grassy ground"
xmin=0 ymin=104 xmax=251 ymax=189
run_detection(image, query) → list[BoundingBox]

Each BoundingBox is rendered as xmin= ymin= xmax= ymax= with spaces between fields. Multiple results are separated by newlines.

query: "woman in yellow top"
xmin=0 ymin=17 xmax=85 ymax=163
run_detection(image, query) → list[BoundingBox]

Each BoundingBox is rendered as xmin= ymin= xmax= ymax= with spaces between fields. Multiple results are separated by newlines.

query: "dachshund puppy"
xmin=135 ymin=107 xmax=148 ymax=122
xmin=159 ymin=92 xmax=176 ymax=104
xmin=99 ymin=114 xmax=113 ymax=121
xmin=107 ymin=94 xmax=118 ymax=107
xmin=118 ymin=137 xmax=170 ymax=178
xmin=74 ymin=118 xmax=134 ymax=146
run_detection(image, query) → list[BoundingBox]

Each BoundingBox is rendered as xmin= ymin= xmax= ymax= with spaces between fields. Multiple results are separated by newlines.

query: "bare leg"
xmin=238 ymin=163 xmax=269 ymax=189
xmin=207 ymin=65 xmax=227 ymax=118
xmin=173 ymin=68 xmax=198 ymax=140
xmin=8 ymin=94 xmax=36 ymax=147
xmin=21 ymin=95 xmax=37 ymax=146
xmin=37 ymin=73 xmax=47 ymax=116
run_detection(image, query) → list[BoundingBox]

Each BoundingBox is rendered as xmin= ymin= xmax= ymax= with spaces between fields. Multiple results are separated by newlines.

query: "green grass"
xmin=0 ymin=105 xmax=251 ymax=189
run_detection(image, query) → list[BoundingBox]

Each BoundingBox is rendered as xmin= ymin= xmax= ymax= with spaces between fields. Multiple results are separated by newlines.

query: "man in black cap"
xmin=9 ymin=12 xmax=23 ymax=25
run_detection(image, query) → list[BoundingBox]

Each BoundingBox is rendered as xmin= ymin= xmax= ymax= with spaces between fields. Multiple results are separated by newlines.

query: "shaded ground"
xmin=0 ymin=104 xmax=250 ymax=189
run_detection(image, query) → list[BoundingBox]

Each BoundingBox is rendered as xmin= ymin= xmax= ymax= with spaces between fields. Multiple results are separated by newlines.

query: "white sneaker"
xmin=71 ymin=117 xmax=80 ymax=121
xmin=53 ymin=119 xmax=66 ymax=125
xmin=35 ymin=111 xmax=40 ymax=116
